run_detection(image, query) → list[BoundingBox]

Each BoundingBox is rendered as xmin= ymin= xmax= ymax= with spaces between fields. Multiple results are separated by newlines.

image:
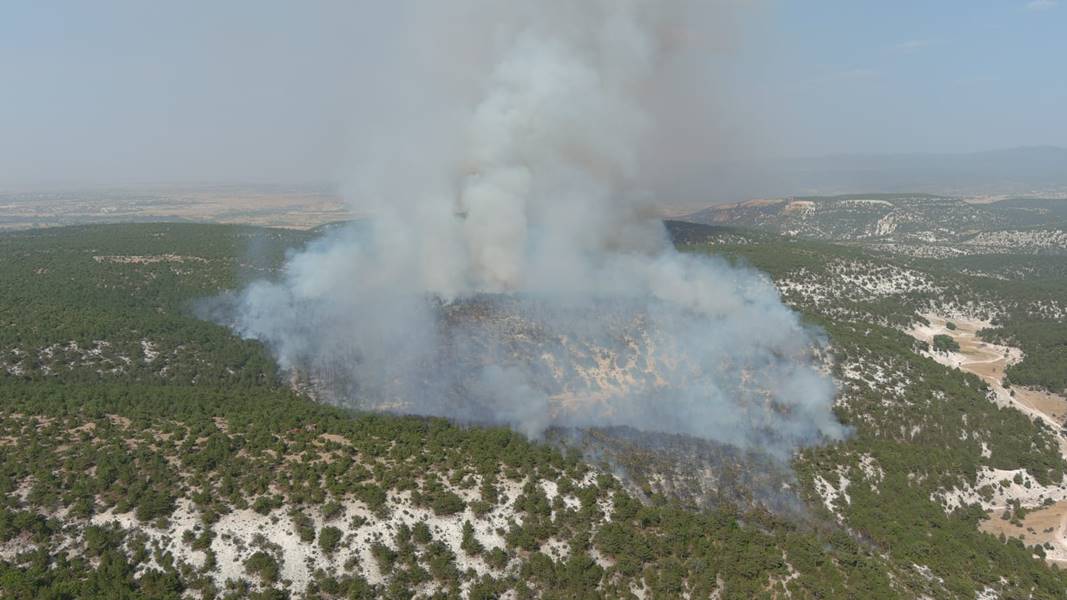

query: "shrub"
xmin=252 ymin=495 xmax=279 ymax=515
xmin=413 ymin=521 xmax=432 ymax=544
xmin=321 ymin=500 xmax=343 ymax=521
xmin=932 ymin=334 xmax=960 ymax=353
xmin=461 ymin=520 xmax=483 ymax=556
xmin=370 ymin=542 xmax=398 ymax=572
xmin=431 ymin=491 xmax=466 ymax=516
xmin=319 ymin=525 xmax=343 ymax=554
xmin=244 ymin=551 xmax=280 ymax=583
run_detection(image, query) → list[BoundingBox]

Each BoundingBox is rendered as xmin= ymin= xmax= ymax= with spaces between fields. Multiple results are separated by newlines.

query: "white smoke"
xmin=229 ymin=0 xmax=845 ymax=455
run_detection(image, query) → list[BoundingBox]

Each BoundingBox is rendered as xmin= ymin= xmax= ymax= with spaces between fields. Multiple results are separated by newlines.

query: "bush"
xmin=370 ymin=542 xmax=398 ymax=572
xmin=290 ymin=510 xmax=316 ymax=543
xmin=321 ymin=500 xmax=343 ymax=521
xmin=318 ymin=526 xmax=343 ymax=554
xmin=431 ymin=491 xmax=466 ymax=516
xmin=486 ymin=547 xmax=509 ymax=570
xmin=252 ymin=495 xmax=281 ymax=515
xmin=244 ymin=551 xmax=280 ymax=583
xmin=932 ymin=334 xmax=960 ymax=353
xmin=413 ymin=521 xmax=432 ymax=544
xmin=461 ymin=520 xmax=484 ymax=556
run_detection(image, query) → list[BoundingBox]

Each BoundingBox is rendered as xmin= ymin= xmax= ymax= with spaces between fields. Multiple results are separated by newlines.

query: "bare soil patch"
xmin=1016 ymin=388 xmax=1067 ymax=424
xmin=980 ymin=500 xmax=1067 ymax=564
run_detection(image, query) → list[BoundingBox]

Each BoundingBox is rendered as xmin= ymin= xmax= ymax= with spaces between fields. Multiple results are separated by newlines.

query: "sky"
xmin=1 ymin=0 xmax=1065 ymax=191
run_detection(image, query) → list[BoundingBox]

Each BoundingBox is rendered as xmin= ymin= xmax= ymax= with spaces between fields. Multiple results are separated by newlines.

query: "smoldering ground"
xmin=218 ymin=1 xmax=846 ymax=466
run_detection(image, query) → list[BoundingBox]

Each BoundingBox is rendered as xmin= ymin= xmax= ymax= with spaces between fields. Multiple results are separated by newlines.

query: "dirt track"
xmin=911 ymin=315 xmax=1067 ymax=433
xmin=912 ymin=314 xmax=1067 ymax=563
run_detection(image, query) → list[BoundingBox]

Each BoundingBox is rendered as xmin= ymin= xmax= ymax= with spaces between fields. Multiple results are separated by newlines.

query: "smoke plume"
xmin=229 ymin=0 xmax=845 ymax=456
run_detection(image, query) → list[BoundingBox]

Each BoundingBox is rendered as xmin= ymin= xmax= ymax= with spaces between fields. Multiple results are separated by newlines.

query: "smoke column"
xmin=229 ymin=0 xmax=845 ymax=455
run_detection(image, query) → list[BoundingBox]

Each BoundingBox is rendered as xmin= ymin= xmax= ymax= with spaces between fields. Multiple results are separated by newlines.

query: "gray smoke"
xmin=229 ymin=0 xmax=845 ymax=456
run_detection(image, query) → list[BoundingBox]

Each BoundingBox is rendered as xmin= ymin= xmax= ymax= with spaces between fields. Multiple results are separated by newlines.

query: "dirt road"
xmin=911 ymin=314 xmax=1067 ymax=563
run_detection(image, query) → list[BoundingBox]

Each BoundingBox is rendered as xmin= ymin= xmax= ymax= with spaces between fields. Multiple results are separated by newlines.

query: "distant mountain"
xmin=663 ymin=147 xmax=1067 ymax=201
xmin=776 ymin=146 xmax=1067 ymax=196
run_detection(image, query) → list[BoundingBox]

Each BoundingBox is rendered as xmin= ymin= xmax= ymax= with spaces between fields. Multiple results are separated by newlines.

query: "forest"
xmin=1 ymin=222 xmax=1066 ymax=598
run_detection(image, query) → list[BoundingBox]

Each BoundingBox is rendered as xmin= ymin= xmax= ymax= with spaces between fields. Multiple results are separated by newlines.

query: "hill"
xmin=1 ymin=222 xmax=1067 ymax=598
xmin=685 ymin=194 xmax=1067 ymax=257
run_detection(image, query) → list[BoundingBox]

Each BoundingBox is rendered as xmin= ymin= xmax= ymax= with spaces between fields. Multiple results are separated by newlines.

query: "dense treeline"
xmin=0 ymin=223 xmax=310 ymax=387
xmin=929 ymin=254 xmax=1067 ymax=394
xmin=982 ymin=321 xmax=1067 ymax=393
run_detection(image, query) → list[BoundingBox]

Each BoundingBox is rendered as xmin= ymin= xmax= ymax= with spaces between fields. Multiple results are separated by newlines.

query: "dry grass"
xmin=1016 ymin=388 xmax=1067 ymax=423
xmin=980 ymin=500 xmax=1067 ymax=564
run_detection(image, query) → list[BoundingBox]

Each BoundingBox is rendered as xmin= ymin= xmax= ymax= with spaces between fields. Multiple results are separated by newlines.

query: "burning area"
xmin=220 ymin=0 xmax=845 ymax=502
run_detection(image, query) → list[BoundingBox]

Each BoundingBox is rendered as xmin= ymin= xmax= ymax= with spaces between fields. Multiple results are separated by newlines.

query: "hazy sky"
xmin=2 ymin=1 xmax=1065 ymax=189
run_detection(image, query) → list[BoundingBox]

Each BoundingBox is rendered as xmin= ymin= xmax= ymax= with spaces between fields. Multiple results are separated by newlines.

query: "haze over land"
xmin=3 ymin=1 xmax=1066 ymax=205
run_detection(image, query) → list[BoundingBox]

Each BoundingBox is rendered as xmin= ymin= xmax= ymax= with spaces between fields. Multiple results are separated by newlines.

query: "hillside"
xmin=686 ymin=194 xmax=1067 ymax=258
xmin=1 ymin=222 xmax=1066 ymax=598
